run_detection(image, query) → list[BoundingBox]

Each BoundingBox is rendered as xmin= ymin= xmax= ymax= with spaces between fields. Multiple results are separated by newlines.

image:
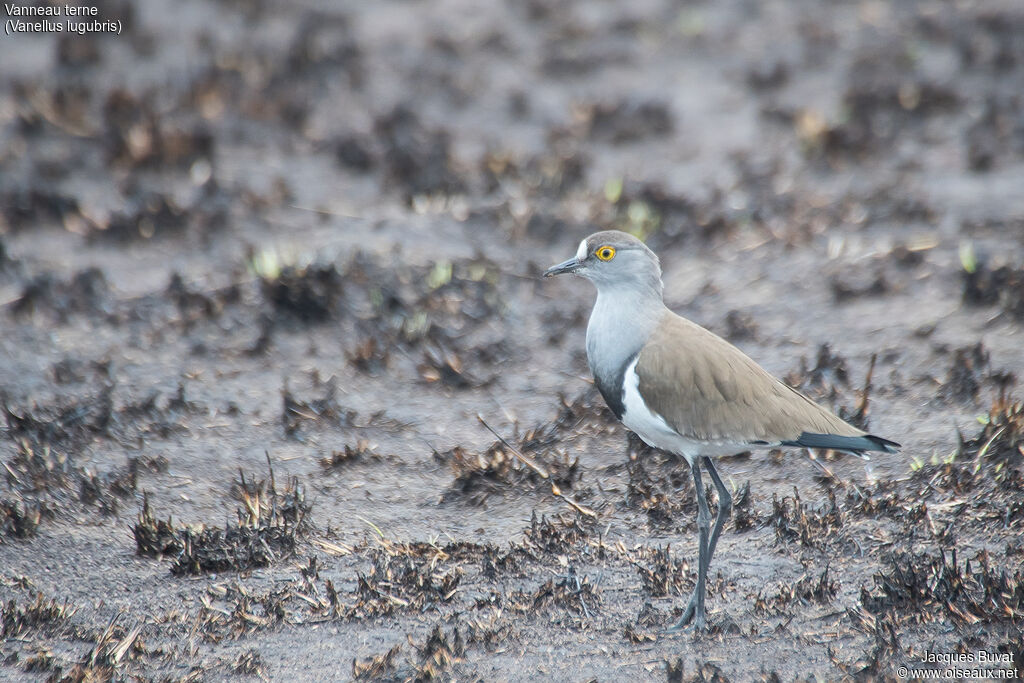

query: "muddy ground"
xmin=2 ymin=0 xmax=1024 ymax=680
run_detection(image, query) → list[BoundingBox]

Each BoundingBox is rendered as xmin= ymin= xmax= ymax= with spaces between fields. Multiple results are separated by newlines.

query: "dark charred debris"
xmin=770 ymin=488 xmax=843 ymax=549
xmin=347 ymin=542 xmax=463 ymax=620
xmin=374 ymin=104 xmax=467 ymax=203
xmin=27 ymin=615 xmax=148 ymax=682
xmin=624 ymin=601 xmax=663 ymax=643
xmin=831 ymin=610 xmax=904 ymax=681
xmin=2 ymin=380 xmax=199 ymax=451
xmin=790 ymin=40 xmax=960 ymax=165
xmin=6 ymin=265 xmax=243 ymax=337
xmin=418 ymin=341 xmax=500 ymax=390
xmin=585 ymin=98 xmax=674 ymax=144
xmin=586 ymin=155 xmax=939 ymax=258
xmin=829 ymin=267 xmax=890 ymax=302
xmin=625 ymin=446 xmax=695 ymax=530
xmin=102 ymin=88 xmax=214 ymax=172
xmin=539 ymin=305 xmax=587 ymax=346
xmin=133 ymin=460 xmax=309 ymax=576
xmin=352 ymin=643 xmax=402 ymax=681
xmin=0 ymin=186 xmax=82 ymax=236
xmin=937 ymin=341 xmax=1015 ymax=404
xmin=2 ymin=0 xmax=1023 ymax=678
xmin=199 ymin=512 xmax=603 ymax=635
xmin=631 ymin=544 xmax=692 ymax=599
xmin=509 ymin=564 xmax=601 ymax=623
xmin=435 ymin=437 xmax=579 ymax=507
xmin=0 ymin=583 xmax=152 ymax=681
xmin=9 ymin=267 xmax=111 ymax=322
xmin=320 ymin=438 xmax=387 ymax=470
xmin=181 ymin=533 xmax=528 ymax=643
xmin=178 ymin=546 xmax=520 ymax=676
xmin=538 ymin=20 xmax=635 ymax=78
xmin=962 ymin=253 xmax=1024 ymax=322
xmin=754 ymin=566 xmax=839 ymax=616
xmin=3 ymin=13 xmax=362 ymax=225
xmin=595 ymin=179 xmax=736 ymax=252
xmin=260 ymin=261 xmax=344 ymax=324
xmin=723 ymin=309 xmax=758 ymax=342
xmin=0 ymin=237 xmax=13 ymax=274
xmin=165 ymin=271 xmax=242 ymax=330
xmin=786 ymin=343 xmax=850 ymax=403
xmin=89 ymin=190 xmax=223 ymax=244
xmin=1 ymin=590 xmax=77 ymax=640
xmin=51 ymin=357 xmax=112 ymax=386
xmin=256 ymin=249 xmax=509 ymax=389
xmin=854 ymin=548 xmax=1023 ymax=630
xmin=281 ymin=377 xmax=357 ymax=438
xmin=664 ymin=658 xmax=759 ymax=683
xmin=409 ymin=624 xmax=467 ymax=681
xmin=731 ymin=481 xmax=759 ymax=532
xmin=785 ymin=344 xmax=876 ymax=431
xmin=522 ymin=510 xmax=596 ymax=557
xmin=1 ymin=383 xmax=184 ymax=537
xmin=1 ymin=172 xmax=232 ymax=247
xmin=352 ymin=624 xmax=467 ymax=682
xmin=231 ymin=649 xmax=268 ymax=678
xmin=3 ymin=386 xmax=114 ymax=450
xmin=943 ymin=395 xmax=1024 ymax=494
xmin=6 ymin=247 xmax=513 ymax=398
xmin=346 ymin=253 xmax=506 ymax=385
xmin=344 ymin=538 xmax=520 ymax=619
xmin=436 ymin=391 xmax=614 ymax=506
xmin=944 ymin=343 xmax=990 ymax=402
xmin=854 ymin=393 xmax=1024 ymax=549
xmin=280 ymin=375 xmax=412 ymax=442
xmin=477 ymin=144 xmax=586 ymax=208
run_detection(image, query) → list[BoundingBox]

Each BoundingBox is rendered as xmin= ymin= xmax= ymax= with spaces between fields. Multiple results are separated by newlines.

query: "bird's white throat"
xmin=586 ymin=287 xmax=664 ymax=387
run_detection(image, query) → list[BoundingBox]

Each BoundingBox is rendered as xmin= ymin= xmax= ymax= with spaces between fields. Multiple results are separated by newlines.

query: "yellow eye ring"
xmin=595 ymin=246 xmax=616 ymax=261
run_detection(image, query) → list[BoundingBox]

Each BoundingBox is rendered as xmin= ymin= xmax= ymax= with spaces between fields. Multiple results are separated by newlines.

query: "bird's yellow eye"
xmin=595 ymin=246 xmax=616 ymax=261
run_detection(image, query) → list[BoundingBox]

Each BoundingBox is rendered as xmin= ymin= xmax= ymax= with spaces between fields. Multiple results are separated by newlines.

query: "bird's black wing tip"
xmin=783 ymin=432 xmax=901 ymax=454
xmin=865 ymin=435 xmax=901 ymax=453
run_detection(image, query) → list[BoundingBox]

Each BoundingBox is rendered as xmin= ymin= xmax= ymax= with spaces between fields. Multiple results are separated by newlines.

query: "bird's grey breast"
xmin=585 ymin=290 xmax=659 ymax=420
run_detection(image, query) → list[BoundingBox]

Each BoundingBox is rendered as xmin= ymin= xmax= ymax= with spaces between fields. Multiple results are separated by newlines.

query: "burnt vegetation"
xmin=133 ymin=461 xmax=309 ymax=576
xmin=632 ymin=545 xmax=692 ymax=598
xmin=962 ymin=257 xmax=1024 ymax=321
xmin=346 ymin=542 xmax=463 ymax=619
xmin=254 ymin=248 xmax=511 ymax=391
xmin=938 ymin=342 xmax=1016 ymax=404
xmin=1 ymin=381 xmax=181 ymax=538
xmin=755 ymin=566 xmax=839 ymax=616
xmin=624 ymin=448 xmax=696 ymax=529
xmin=856 ymin=549 xmax=1024 ymax=628
xmin=770 ymin=488 xmax=844 ymax=549
xmin=435 ymin=392 xmax=612 ymax=505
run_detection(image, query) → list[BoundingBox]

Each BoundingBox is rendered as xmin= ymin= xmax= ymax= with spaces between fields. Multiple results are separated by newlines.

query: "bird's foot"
xmin=665 ymin=615 xmax=706 ymax=634
xmin=664 ymin=592 xmax=707 ymax=634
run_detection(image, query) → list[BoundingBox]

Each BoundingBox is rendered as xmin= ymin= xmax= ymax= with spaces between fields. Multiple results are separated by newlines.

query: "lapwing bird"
xmin=544 ymin=230 xmax=900 ymax=632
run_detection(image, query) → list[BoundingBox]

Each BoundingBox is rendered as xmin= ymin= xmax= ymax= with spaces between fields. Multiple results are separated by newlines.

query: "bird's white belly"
xmin=620 ymin=358 xmax=749 ymax=462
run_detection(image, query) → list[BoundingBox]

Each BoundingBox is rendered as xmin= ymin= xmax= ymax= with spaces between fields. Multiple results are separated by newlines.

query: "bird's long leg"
xmin=667 ymin=459 xmax=711 ymax=632
xmin=703 ymin=456 xmax=733 ymax=567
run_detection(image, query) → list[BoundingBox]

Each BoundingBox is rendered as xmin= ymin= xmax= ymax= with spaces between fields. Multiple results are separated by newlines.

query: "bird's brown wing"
xmin=634 ymin=312 xmax=864 ymax=444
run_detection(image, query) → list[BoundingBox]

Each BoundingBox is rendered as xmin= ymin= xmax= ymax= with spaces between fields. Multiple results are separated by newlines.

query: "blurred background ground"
xmin=1 ymin=0 xmax=1023 ymax=680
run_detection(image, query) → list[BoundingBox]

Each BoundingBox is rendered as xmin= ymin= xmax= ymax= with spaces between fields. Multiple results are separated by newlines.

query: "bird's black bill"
xmin=543 ymin=258 xmax=582 ymax=277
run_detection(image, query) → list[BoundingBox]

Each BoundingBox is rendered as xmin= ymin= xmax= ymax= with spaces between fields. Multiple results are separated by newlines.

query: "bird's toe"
xmin=664 ymin=594 xmax=702 ymax=634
